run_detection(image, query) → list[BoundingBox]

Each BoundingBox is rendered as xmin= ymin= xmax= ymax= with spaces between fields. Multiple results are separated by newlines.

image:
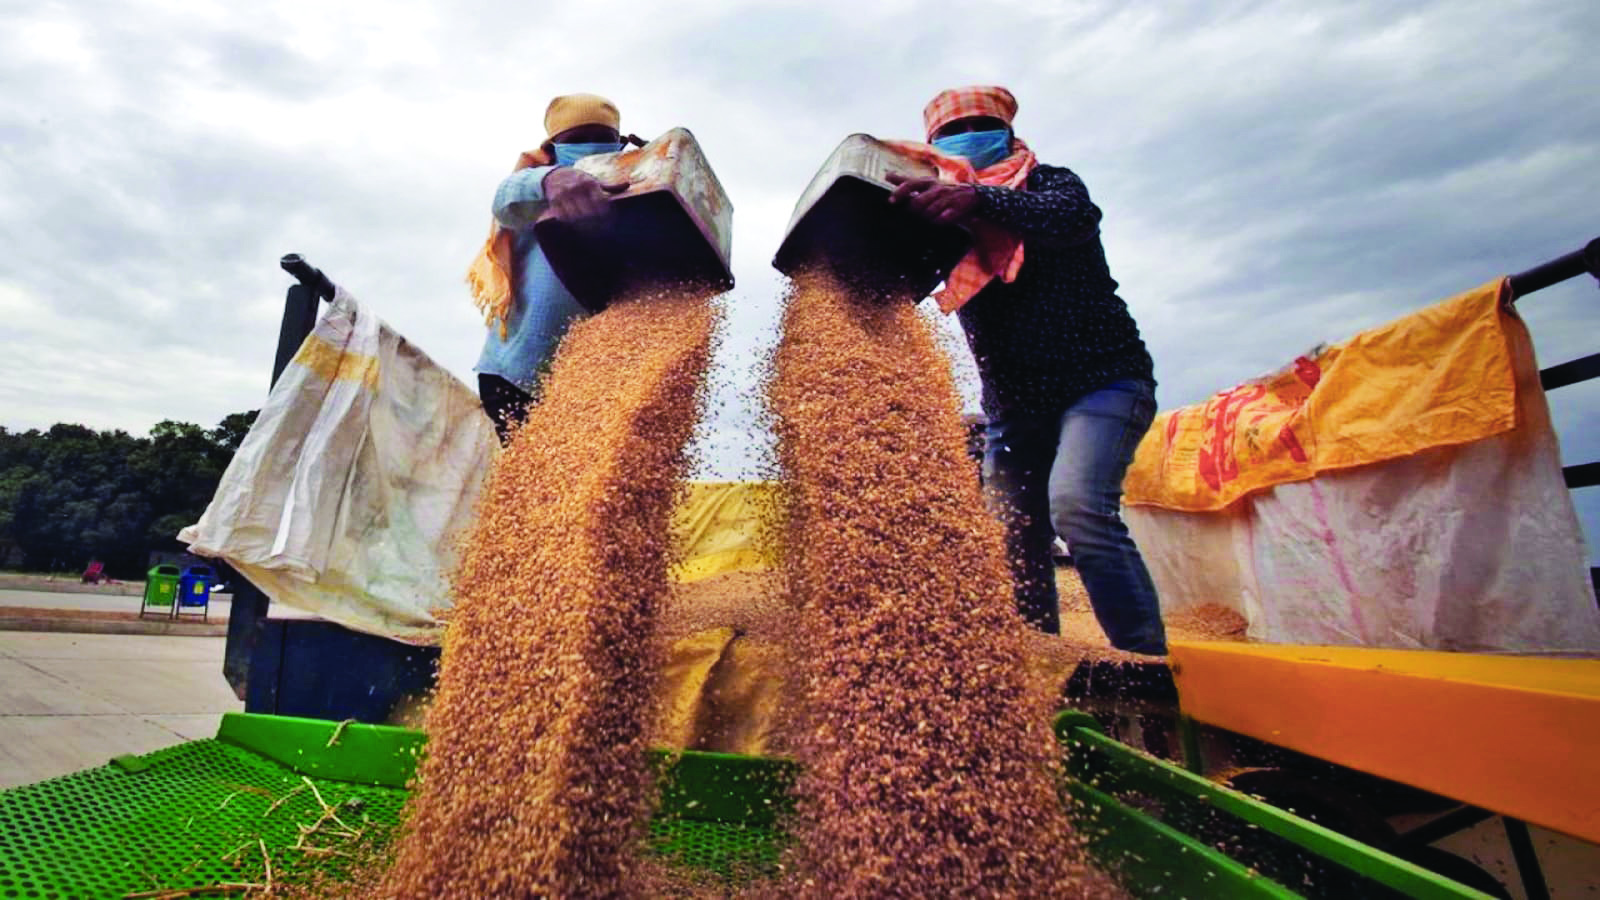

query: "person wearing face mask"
xmin=467 ymin=92 xmax=635 ymax=443
xmin=886 ymin=85 xmax=1167 ymax=656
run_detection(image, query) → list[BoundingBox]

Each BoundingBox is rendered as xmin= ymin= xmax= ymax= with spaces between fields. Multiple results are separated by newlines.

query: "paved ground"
xmin=0 ymin=632 xmax=240 ymax=788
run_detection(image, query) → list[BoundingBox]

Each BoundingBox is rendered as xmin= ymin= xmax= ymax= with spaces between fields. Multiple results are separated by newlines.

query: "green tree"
xmin=211 ymin=410 xmax=260 ymax=454
xmin=0 ymin=412 xmax=259 ymax=577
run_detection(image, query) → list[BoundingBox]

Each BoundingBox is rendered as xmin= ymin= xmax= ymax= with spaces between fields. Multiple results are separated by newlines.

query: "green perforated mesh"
xmin=647 ymin=816 xmax=785 ymax=880
xmin=0 ymin=739 xmax=781 ymax=897
xmin=0 ymin=739 xmax=404 ymax=897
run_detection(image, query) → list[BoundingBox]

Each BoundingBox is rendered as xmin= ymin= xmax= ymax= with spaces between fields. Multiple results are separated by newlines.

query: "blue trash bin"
xmin=177 ymin=565 xmax=214 ymax=620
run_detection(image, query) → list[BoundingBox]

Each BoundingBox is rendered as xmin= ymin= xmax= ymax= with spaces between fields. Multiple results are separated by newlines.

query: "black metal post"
xmin=1563 ymin=462 xmax=1600 ymax=489
xmin=222 ymin=254 xmax=335 ymax=700
xmin=1508 ymin=236 xmax=1600 ymax=605
xmin=1508 ymin=236 xmax=1600 ymax=300
xmin=1502 ymin=817 xmax=1550 ymax=900
xmin=1538 ymin=352 xmax=1600 ymax=391
xmin=1396 ymin=805 xmax=1496 ymax=848
xmin=271 ymin=283 xmax=320 ymax=389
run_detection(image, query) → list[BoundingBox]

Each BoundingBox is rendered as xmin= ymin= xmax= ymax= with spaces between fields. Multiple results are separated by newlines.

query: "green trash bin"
xmin=140 ymin=564 xmax=182 ymax=618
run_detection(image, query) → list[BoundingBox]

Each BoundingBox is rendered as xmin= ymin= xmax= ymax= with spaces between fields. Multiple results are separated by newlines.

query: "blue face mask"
xmin=931 ymin=129 xmax=1012 ymax=169
xmin=553 ymin=141 xmax=624 ymax=167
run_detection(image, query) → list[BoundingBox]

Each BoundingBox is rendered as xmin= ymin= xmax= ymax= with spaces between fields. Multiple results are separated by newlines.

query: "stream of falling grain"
xmin=379 ymin=287 xmax=717 ymax=899
xmin=766 ymin=269 xmax=1117 ymax=898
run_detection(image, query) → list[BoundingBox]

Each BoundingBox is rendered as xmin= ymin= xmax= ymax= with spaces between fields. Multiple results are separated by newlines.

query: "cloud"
xmin=3 ymin=0 xmax=1598 ymax=553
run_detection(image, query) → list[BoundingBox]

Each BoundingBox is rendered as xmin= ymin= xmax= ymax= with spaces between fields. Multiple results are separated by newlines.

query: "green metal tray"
xmin=0 ymin=712 xmax=1488 ymax=898
xmin=0 ymin=729 xmax=406 ymax=898
xmin=1055 ymin=711 xmax=1492 ymax=900
xmin=0 ymin=714 xmax=795 ymax=898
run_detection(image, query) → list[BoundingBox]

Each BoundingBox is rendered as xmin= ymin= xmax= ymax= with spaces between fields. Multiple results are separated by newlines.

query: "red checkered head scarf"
xmin=891 ymin=85 xmax=1037 ymax=313
xmin=922 ymin=85 xmax=1019 ymax=141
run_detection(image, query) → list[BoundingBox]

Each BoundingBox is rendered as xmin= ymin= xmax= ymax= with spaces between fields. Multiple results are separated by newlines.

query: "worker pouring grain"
xmin=467 ymin=92 xmax=638 ymax=443
xmin=886 ymin=85 xmax=1168 ymax=655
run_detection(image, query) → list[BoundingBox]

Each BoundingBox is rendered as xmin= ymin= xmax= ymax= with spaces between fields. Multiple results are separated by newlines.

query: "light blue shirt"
xmin=474 ymin=166 xmax=591 ymax=393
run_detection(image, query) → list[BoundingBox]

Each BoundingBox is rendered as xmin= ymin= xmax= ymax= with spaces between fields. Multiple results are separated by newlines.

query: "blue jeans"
xmin=983 ymin=380 xmax=1167 ymax=654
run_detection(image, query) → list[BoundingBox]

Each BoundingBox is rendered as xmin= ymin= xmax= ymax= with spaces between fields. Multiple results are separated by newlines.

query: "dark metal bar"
xmin=1396 ymin=805 xmax=1496 ymax=847
xmin=1178 ymin=714 xmax=1205 ymax=775
xmin=220 ymin=580 xmax=267 ymax=700
xmin=269 ymin=254 xmax=335 ymax=387
xmin=270 ymin=284 xmax=320 ymax=389
xmin=1539 ymin=351 xmax=1600 ymax=391
xmin=225 ymin=255 xmax=339 ymax=699
xmin=1562 ymin=462 xmax=1600 ymax=489
xmin=280 ymin=253 xmax=336 ymax=303
xmin=1508 ymin=236 xmax=1600 ymax=300
xmin=1502 ymin=818 xmax=1550 ymax=900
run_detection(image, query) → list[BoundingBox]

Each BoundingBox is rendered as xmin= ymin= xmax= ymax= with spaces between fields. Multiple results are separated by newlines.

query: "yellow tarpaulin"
xmin=670 ymin=481 xmax=782 ymax=582
xmin=661 ymin=483 xmax=787 ymax=754
xmin=1125 ymin=279 xmax=1518 ymax=512
xmin=1122 ymin=277 xmax=1599 ymax=650
xmin=656 ymin=627 xmax=739 ymax=749
xmin=657 ymin=630 xmax=789 ymax=757
xmin=659 ymin=483 xmax=783 ymax=754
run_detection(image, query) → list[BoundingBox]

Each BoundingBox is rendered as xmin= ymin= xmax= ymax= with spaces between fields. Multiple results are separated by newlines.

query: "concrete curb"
xmin=0 ymin=578 xmax=143 ymax=597
xmin=0 ymin=617 xmax=228 ymax=638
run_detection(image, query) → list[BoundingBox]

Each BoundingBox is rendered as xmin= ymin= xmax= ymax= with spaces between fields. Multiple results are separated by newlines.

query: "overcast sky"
xmin=3 ymin=0 xmax=1598 ymax=550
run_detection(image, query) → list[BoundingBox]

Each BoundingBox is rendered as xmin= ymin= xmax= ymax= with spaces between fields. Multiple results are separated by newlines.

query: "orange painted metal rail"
xmin=1170 ymin=641 xmax=1600 ymax=844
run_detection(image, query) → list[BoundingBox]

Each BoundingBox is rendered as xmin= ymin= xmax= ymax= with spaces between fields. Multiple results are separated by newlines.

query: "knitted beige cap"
xmin=544 ymin=93 xmax=621 ymax=140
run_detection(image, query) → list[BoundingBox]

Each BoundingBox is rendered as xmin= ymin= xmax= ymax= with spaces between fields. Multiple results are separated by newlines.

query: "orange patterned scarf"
xmin=886 ymin=138 xmax=1037 ymax=313
xmin=467 ymin=148 xmax=552 ymax=338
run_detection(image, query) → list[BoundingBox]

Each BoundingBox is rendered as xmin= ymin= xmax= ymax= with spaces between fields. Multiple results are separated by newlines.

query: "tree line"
xmin=0 ymin=412 xmax=258 ymax=578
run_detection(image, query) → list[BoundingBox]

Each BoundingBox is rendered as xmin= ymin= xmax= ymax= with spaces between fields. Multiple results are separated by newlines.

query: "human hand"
xmin=886 ymin=173 xmax=979 ymax=226
xmin=543 ymin=167 xmax=630 ymax=222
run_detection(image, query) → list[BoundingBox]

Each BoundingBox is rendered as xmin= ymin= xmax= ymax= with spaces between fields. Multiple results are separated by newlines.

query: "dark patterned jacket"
xmin=958 ymin=164 xmax=1154 ymax=419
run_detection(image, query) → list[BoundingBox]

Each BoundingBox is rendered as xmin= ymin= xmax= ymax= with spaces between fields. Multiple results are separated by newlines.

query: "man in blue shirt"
xmin=468 ymin=93 xmax=631 ymax=443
